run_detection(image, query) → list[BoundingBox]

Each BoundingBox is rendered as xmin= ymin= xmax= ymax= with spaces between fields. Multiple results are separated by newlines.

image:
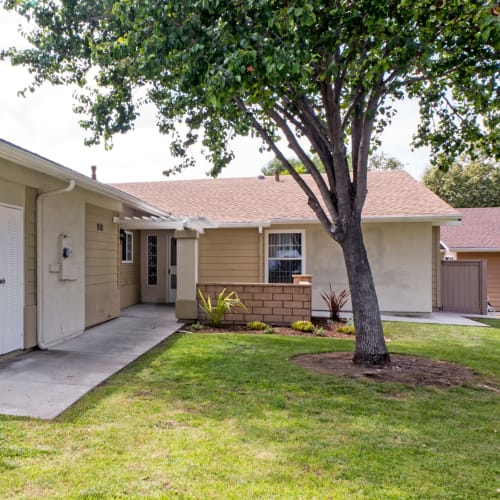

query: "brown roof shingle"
xmin=112 ymin=170 xmax=459 ymax=224
xmin=440 ymin=207 xmax=500 ymax=250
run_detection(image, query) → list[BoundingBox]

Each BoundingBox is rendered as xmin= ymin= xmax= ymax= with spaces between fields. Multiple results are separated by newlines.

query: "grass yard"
xmin=0 ymin=322 xmax=499 ymax=499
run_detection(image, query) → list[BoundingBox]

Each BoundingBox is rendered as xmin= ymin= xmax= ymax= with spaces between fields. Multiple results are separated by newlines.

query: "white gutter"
xmin=0 ymin=139 xmax=168 ymax=217
xmin=36 ymin=180 xmax=76 ymax=350
xmin=446 ymin=247 xmax=500 ymax=253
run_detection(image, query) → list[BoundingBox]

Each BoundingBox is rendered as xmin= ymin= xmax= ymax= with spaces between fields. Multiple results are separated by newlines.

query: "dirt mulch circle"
xmin=292 ymin=352 xmax=491 ymax=388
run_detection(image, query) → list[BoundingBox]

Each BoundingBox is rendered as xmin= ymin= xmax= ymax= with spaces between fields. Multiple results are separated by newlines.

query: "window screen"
xmin=267 ymin=232 xmax=303 ymax=283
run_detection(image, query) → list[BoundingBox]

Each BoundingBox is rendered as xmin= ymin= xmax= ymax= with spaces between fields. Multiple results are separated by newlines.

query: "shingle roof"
xmin=112 ymin=170 xmax=459 ymax=224
xmin=440 ymin=207 xmax=500 ymax=250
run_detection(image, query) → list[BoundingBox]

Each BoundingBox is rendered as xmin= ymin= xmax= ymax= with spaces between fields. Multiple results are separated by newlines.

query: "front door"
xmin=0 ymin=204 xmax=23 ymax=354
xmin=167 ymin=235 xmax=177 ymax=303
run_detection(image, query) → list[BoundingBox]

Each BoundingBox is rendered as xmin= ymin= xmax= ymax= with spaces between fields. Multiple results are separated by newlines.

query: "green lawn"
xmin=1 ymin=322 xmax=499 ymax=499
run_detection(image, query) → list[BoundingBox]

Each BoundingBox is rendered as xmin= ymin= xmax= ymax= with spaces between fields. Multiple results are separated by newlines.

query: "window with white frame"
xmin=120 ymin=230 xmax=133 ymax=263
xmin=266 ymin=230 xmax=305 ymax=283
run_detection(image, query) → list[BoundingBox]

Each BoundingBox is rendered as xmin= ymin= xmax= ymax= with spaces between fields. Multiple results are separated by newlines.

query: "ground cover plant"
xmin=0 ymin=322 xmax=498 ymax=498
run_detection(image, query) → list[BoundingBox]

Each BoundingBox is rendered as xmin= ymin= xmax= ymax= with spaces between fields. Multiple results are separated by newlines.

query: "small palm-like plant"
xmin=198 ymin=288 xmax=248 ymax=327
xmin=320 ymin=283 xmax=350 ymax=322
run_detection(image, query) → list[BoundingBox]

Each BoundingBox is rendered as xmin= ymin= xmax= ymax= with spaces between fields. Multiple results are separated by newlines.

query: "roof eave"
xmin=361 ymin=214 xmax=462 ymax=226
xmin=0 ymin=139 xmax=169 ymax=217
xmin=446 ymin=247 xmax=500 ymax=253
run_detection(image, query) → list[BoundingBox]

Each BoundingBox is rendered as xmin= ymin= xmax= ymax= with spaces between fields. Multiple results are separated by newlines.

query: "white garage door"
xmin=0 ymin=204 xmax=23 ymax=354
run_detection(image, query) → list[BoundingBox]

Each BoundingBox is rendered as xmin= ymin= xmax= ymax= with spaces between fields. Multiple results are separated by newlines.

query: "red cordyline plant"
xmin=321 ymin=284 xmax=350 ymax=322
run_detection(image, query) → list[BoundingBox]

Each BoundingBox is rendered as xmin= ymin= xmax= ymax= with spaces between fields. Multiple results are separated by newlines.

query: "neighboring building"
xmin=441 ymin=207 xmax=500 ymax=309
xmin=114 ymin=170 xmax=460 ymax=318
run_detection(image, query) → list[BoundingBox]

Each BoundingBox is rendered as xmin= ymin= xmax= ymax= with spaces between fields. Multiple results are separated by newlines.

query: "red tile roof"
xmin=112 ymin=170 xmax=459 ymax=224
xmin=440 ymin=207 xmax=500 ymax=250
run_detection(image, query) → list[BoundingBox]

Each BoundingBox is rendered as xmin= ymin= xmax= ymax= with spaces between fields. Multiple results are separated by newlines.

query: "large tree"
xmin=3 ymin=1 xmax=499 ymax=365
xmin=423 ymin=157 xmax=500 ymax=207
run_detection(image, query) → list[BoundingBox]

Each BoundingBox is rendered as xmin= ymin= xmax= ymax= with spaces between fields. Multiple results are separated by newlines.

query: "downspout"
xmin=36 ymin=180 xmax=76 ymax=349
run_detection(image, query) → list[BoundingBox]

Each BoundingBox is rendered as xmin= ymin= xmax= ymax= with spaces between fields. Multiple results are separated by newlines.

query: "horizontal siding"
xmin=198 ymin=228 xmax=260 ymax=283
xmin=120 ymin=230 xmax=141 ymax=308
xmin=24 ymin=186 xmax=37 ymax=307
xmin=85 ymin=204 xmax=120 ymax=327
xmin=24 ymin=186 xmax=37 ymax=347
xmin=457 ymin=252 xmax=500 ymax=309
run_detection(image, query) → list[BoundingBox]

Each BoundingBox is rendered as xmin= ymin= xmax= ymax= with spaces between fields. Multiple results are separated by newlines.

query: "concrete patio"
xmin=0 ymin=304 xmax=181 ymax=420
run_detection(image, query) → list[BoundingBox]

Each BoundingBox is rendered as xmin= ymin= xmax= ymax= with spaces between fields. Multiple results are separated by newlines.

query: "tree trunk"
xmin=339 ymin=219 xmax=391 ymax=366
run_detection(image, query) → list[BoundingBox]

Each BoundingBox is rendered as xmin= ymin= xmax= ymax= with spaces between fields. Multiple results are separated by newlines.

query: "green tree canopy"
xmin=423 ymin=157 xmax=500 ymax=207
xmin=368 ymin=152 xmax=406 ymax=171
xmin=2 ymin=0 xmax=498 ymax=365
xmin=261 ymin=155 xmax=324 ymax=175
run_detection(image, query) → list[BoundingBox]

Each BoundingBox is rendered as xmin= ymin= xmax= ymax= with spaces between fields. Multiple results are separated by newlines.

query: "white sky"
xmin=0 ymin=9 xmax=430 ymax=183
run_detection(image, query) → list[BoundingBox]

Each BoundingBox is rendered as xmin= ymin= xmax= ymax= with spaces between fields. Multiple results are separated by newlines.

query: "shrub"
xmin=247 ymin=321 xmax=268 ymax=330
xmin=337 ymin=325 xmax=355 ymax=335
xmin=197 ymin=288 xmax=248 ymax=327
xmin=291 ymin=320 xmax=315 ymax=332
xmin=191 ymin=321 xmax=203 ymax=331
xmin=320 ymin=283 xmax=350 ymax=321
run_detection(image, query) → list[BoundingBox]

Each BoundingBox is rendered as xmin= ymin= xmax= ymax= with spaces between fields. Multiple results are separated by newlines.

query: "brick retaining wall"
xmin=197 ymin=282 xmax=312 ymax=325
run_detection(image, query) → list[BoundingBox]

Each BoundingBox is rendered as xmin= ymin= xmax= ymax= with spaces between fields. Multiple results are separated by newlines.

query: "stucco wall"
xmin=196 ymin=221 xmax=434 ymax=315
xmin=300 ymin=221 xmax=433 ymax=314
xmin=40 ymin=189 xmax=123 ymax=346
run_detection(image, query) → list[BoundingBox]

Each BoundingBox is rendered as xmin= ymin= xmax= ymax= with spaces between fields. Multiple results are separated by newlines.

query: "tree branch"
xmin=266 ymin=106 xmax=338 ymax=219
xmin=235 ymin=98 xmax=333 ymax=233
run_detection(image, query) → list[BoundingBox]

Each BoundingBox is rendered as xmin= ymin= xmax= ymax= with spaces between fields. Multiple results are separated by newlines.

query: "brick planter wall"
xmin=197 ymin=282 xmax=312 ymax=325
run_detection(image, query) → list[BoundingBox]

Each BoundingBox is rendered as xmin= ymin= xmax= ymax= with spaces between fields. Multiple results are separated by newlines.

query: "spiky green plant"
xmin=198 ymin=288 xmax=248 ymax=327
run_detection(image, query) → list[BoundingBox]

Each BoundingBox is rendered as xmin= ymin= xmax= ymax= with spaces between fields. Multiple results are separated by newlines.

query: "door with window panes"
xmin=141 ymin=231 xmax=167 ymax=303
xmin=167 ymin=235 xmax=177 ymax=303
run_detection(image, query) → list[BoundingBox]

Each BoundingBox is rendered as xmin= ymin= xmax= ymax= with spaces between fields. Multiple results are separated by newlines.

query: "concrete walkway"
xmin=0 ymin=304 xmax=181 ymax=420
xmin=381 ymin=311 xmax=496 ymax=327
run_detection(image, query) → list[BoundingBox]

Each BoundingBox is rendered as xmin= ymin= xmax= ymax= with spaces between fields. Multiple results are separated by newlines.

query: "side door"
xmin=0 ymin=204 xmax=24 ymax=354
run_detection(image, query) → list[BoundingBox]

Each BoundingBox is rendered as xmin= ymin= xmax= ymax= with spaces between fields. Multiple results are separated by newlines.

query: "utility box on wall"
xmin=60 ymin=234 xmax=77 ymax=281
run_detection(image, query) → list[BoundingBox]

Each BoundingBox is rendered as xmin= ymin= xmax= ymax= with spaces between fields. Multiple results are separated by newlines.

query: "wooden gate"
xmin=441 ymin=260 xmax=488 ymax=314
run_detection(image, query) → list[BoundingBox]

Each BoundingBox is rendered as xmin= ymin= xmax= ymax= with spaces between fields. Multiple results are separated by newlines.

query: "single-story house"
xmin=0 ymin=136 xmax=461 ymax=357
xmin=113 ymin=169 xmax=461 ymax=319
xmin=0 ymin=138 xmax=172 ymax=356
xmin=441 ymin=207 xmax=500 ymax=309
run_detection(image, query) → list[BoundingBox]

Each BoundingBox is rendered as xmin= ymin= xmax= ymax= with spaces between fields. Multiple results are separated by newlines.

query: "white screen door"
xmin=0 ymin=204 xmax=23 ymax=354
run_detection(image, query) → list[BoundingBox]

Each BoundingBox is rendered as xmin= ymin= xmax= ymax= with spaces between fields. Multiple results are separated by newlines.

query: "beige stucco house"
xmin=0 ymin=137 xmax=461 ymax=357
xmin=114 ymin=170 xmax=461 ymax=319
xmin=0 ymin=139 xmax=169 ymax=356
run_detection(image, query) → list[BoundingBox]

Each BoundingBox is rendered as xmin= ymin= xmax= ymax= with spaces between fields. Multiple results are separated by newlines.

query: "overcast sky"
xmin=0 ymin=8 xmax=431 ymax=183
